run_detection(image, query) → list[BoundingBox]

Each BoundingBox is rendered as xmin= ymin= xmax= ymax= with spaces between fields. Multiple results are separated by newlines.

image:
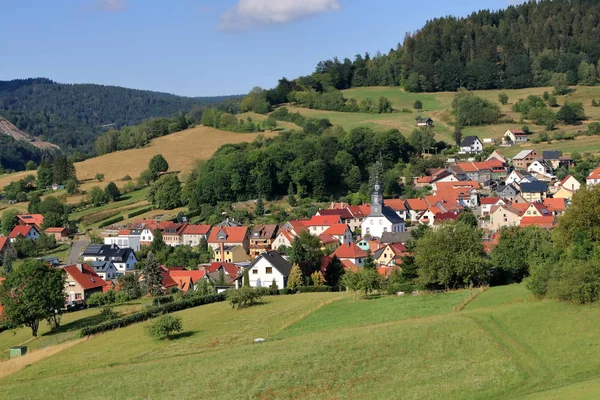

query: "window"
xmin=68 ymin=281 xmax=75 ymax=287
xmin=366 ymin=228 xmax=370 ymax=234
xmin=265 ymin=267 xmax=273 ymax=274
xmin=383 ymin=227 xmax=388 ymax=232
xmin=252 ymin=269 xmax=258 ymax=274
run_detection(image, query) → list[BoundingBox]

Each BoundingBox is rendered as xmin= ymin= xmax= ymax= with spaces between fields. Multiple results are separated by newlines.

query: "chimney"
xmin=76 ymin=263 xmax=83 ymax=272
xmin=220 ymin=241 xmax=225 ymax=262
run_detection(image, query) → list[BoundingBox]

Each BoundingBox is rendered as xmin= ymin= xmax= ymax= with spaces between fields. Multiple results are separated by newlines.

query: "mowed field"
xmin=0 ymin=125 xmax=277 ymax=193
xmin=3 ymin=285 xmax=600 ymax=399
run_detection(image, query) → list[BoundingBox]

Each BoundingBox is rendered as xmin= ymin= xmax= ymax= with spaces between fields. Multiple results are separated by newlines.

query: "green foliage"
xmin=86 ymin=290 xmax=117 ymax=307
xmin=0 ymin=260 xmax=65 ymax=336
xmin=255 ymin=198 xmax=264 ymax=216
xmin=1 ymin=209 xmax=19 ymax=235
xmin=227 ymin=287 xmax=263 ymax=309
xmin=88 ymin=186 xmax=109 ymax=207
xmin=65 ymin=178 xmax=79 ymax=195
xmin=243 ymin=268 xmax=250 ymax=288
xmin=324 ymin=255 xmax=344 ymax=288
xmin=149 ymin=154 xmax=169 ymax=176
xmin=310 ymin=271 xmax=325 ymax=286
xmin=288 ymin=231 xmax=323 ymax=277
xmin=117 ymin=274 xmax=143 ymax=300
xmin=142 ymin=252 xmax=164 ymax=297
xmin=556 ymin=102 xmax=586 ymax=125
xmin=413 ymin=100 xmax=423 ymax=111
xmin=451 ymin=90 xmax=500 ymax=127
xmin=286 ymin=264 xmax=304 ymax=290
xmin=99 ymin=307 xmax=122 ymax=321
xmin=147 ymin=314 xmax=183 ymax=339
xmin=98 ymin=216 xmax=124 ymax=228
xmin=196 ymin=279 xmax=216 ymax=296
xmin=127 ymin=207 xmax=154 ymax=219
xmin=498 ymin=93 xmax=508 ymax=105
xmin=0 ymin=134 xmax=45 ymax=172
xmin=296 ymin=285 xmax=332 ymax=293
xmin=95 ymin=173 xmax=105 ymax=182
xmin=241 ymin=87 xmax=271 ymax=114
xmin=457 ymin=210 xmax=478 ymax=228
xmin=148 ymin=174 xmax=181 ymax=210
xmin=2 ymin=255 xmax=13 ymax=275
xmin=104 ymin=182 xmax=121 ymax=202
xmin=152 ymin=295 xmax=175 ymax=306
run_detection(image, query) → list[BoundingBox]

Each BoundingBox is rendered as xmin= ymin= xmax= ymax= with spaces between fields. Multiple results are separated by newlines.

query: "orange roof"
xmin=509 ymin=129 xmax=526 ymax=135
xmin=520 ymin=216 xmax=556 ymax=228
xmin=587 ymin=167 xmax=600 ymax=180
xmin=45 ymin=227 xmax=68 ymax=233
xmin=424 ymin=196 xmax=446 ymax=207
xmin=283 ymin=220 xmax=308 ymax=233
xmin=168 ymin=270 xmax=207 ymax=291
xmin=543 ymin=198 xmax=566 ymax=212
xmin=17 ymin=214 xmax=44 ymax=228
xmin=278 ymin=230 xmax=296 ymax=243
xmin=406 ymin=198 xmax=428 ymax=211
xmin=0 ymin=237 xmax=10 ymax=252
xmin=340 ymin=259 xmax=358 ymax=271
xmin=347 ymin=205 xmax=370 ymax=218
xmin=435 ymin=181 xmax=481 ymax=191
xmin=304 ymin=215 xmax=341 ymax=227
xmin=208 ymin=226 xmax=248 ymax=244
xmin=63 ymin=264 xmax=108 ymax=290
xmin=182 ymin=224 xmax=211 ymax=235
xmin=322 ymin=224 xmax=349 ymax=236
xmin=511 ymin=203 xmax=530 ymax=212
xmin=481 ymin=197 xmax=501 ymax=205
xmin=455 ymin=162 xmax=479 ymax=173
xmin=367 ymin=238 xmax=383 ymax=252
xmin=377 ymin=266 xmax=395 ymax=277
xmin=416 ymin=176 xmax=434 ymax=184
xmin=8 ymin=225 xmax=37 ymax=239
xmin=118 ymin=229 xmax=131 ymax=236
xmin=388 ymin=243 xmax=407 ymax=254
xmin=332 ymin=242 xmax=367 ymax=259
xmin=385 ymin=199 xmax=407 ymax=211
xmin=319 ymin=234 xmax=339 ymax=244
xmin=207 ymin=262 xmax=240 ymax=278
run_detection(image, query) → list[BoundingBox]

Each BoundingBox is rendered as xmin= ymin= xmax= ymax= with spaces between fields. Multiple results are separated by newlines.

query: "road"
xmin=66 ymin=236 xmax=89 ymax=265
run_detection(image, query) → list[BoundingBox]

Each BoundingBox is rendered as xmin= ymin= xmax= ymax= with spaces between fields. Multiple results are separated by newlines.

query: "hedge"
xmin=81 ymin=209 xmax=120 ymax=225
xmin=152 ymin=295 xmax=174 ymax=306
xmin=99 ymin=215 xmax=124 ymax=228
xmin=296 ymin=285 xmax=332 ymax=293
xmin=80 ymin=293 xmax=226 ymax=337
xmin=127 ymin=207 xmax=154 ymax=219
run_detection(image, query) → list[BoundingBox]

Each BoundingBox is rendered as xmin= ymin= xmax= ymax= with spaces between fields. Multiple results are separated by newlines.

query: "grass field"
xmin=2 ymin=285 xmax=600 ymax=399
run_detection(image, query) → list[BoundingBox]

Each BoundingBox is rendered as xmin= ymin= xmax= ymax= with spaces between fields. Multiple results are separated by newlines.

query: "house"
xmin=527 ymin=159 xmax=555 ymax=181
xmin=45 ymin=227 xmax=69 ymax=242
xmin=249 ymin=224 xmax=279 ymax=258
xmin=434 ymin=181 xmax=480 ymax=208
xmin=355 ymin=237 xmax=383 ymax=252
xmin=553 ymin=175 xmax=581 ymax=200
xmin=279 ymin=220 xmax=307 ymax=236
xmin=414 ymin=168 xmax=457 ymax=188
xmin=204 ymin=262 xmax=241 ymax=285
xmin=181 ymin=224 xmax=211 ymax=247
xmin=416 ymin=117 xmax=434 ymax=127
xmin=321 ymin=224 xmax=353 ymax=245
xmin=512 ymin=150 xmax=538 ymax=169
xmin=586 ymin=167 xmax=600 ymax=186
xmin=383 ymin=199 xmax=409 ymax=221
xmin=405 ymin=198 xmax=429 ymax=221
xmin=63 ymin=264 xmax=108 ymax=304
xmin=346 ymin=205 xmax=371 ymax=230
xmin=522 ymin=202 xmax=552 ymax=218
xmin=161 ymin=222 xmax=187 ymax=247
xmin=486 ymin=150 xmax=508 ymax=164
xmin=459 ymin=136 xmax=483 ymax=154
xmin=418 ymin=207 xmax=460 ymax=227
xmin=104 ymin=229 xmax=142 ymax=251
xmin=380 ymin=231 xmax=412 ymax=245
xmin=240 ymin=251 xmax=292 ymax=289
xmin=212 ymin=244 xmax=250 ymax=263
xmin=207 ymin=226 xmax=249 ymax=253
xmin=316 ymin=208 xmax=359 ymax=232
xmin=332 ymin=242 xmax=367 ymax=267
xmin=0 ymin=237 xmax=17 ymax=260
xmin=82 ymin=244 xmax=138 ymax=275
xmin=542 ymin=150 xmax=562 ymax=169
xmin=495 ymin=183 xmax=518 ymax=200
xmin=90 ymin=260 xmax=119 ymax=281
xmin=168 ymin=270 xmax=208 ymax=292
xmin=271 ymin=230 xmax=296 ymax=251
xmin=480 ymin=197 xmax=506 ymax=217
xmin=519 ymin=181 xmax=549 ymax=202
xmin=8 ymin=225 xmax=40 ymax=243
xmin=489 ymin=204 xmax=522 ymax=231
xmin=361 ymin=183 xmax=405 ymax=238
xmin=17 ymin=214 xmax=44 ymax=230
xmin=374 ymin=243 xmax=408 ymax=267
xmin=136 ymin=220 xmax=161 ymax=246
xmin=543 ymin=198 xmax=567 ymax=216
xmin=319 ymin=234 xmax=341 ymax=253
xmin=503 ymin=129 xmax=528 ymax=144
xmin=304 ymin=215 xmax=341 ymax=236
xmin=448 ymin=160 xmax=506 ymax=183
xmin=520 ymin=216 xmax=556 ymax=229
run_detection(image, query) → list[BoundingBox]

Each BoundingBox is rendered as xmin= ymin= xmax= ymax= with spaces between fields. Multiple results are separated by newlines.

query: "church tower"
xmin=370 ymin=181 xmax=384 ymax=217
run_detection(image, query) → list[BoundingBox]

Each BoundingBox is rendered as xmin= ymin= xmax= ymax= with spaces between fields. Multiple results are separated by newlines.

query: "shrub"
xmin=227 ymin=287 xmax=263 ymax=309
xmin=152 ymin=295 xmax=174 ymax=306
xmin=122 ymin=175 xmax=132 ymax=181
xmin=127 ymin=207 xmax=153 ymax=219
xmin=279 ymin=288 xmax=293 ymax=295
xmin=99 ymin=215 xmax=124 ymax=228
xmin=86 ymin=290 xmax=116 ymax=307
xmin=81 ymin=210 xmax=120 ymax=225
xmin=296 ymin=285 xmax=332 ymax=293
xmin=99 ymin=307 xmax=122 ymax=321
xmin=147 ymin=315 xmax=183 ymax=339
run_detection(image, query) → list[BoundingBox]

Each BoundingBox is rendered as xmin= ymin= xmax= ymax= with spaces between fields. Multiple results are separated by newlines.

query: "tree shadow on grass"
xmin=42 ymin=313 xmax=106 ymax=337
xmin=167 ymin=331 xmax=198 ymax=340
xmin=363 ymin=293 xmax=384 ymax=300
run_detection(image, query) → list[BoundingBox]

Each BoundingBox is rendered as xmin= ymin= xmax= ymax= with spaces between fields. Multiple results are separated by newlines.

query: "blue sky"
xmin=0 ymin=0 xmax=517 ymax=97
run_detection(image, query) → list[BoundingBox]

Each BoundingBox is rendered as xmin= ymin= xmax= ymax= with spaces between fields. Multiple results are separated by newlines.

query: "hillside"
xmin=2 ymin=285 xmax=600 ymax=398
xmin=0 ymin=125 xmax=277 ymax=193
xmin=0 ymin=78 xmax=240 ymax=154
xmin=0 ymin=117 xmax=58 ymax=150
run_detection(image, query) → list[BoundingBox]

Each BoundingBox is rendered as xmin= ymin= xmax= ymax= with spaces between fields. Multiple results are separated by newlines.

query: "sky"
xmin=0 ymin=0 xmax=521 ymax=97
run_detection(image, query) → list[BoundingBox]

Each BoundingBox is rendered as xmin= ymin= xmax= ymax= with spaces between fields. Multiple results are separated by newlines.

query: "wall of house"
xmin=489 ymin=208 xmax=520 ymax=231
xmin=361 ymin=217 xmax=404 ymax=238
xmin=104 ymin=236 xmax=141 ymax=251
xmin=249 ymin=258 xmax=286 ymax=289
xmin=181 ymin=234 xmax=205 ymax=247
xmin=271 ymin=234 xmax=292 ymax=250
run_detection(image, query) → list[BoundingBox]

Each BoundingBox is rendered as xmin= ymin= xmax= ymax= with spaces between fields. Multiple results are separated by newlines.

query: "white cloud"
xmin=220 ymin=0 xmax=340 ymax=31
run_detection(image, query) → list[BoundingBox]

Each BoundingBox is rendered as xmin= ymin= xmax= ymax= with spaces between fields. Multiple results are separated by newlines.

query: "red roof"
xmin=118 ymin=229 xmax=131 ymax=236
xmin=347 ymin=205 xmax=370 ymax=218
xmin=208 ymin=226 xmax=248 ymax=244
xmin=317 ymin=208 xmax=353 ymax=220
xmin=277 ymin=230 xmax=296 ymax=243
xmin=588 ymin=167 xmax=600 ymax=180
xmin=559 ymin=175 xmax=577 ymax=187
xmin=481 ymin=197 xmax=501 ymax=205
xmin=168 ymin=270 xmax=207 ymax=291
xmin=434 ymin=212 xmax=461 ymax=224
xmin=17 ymin=214 xmax=44 ymax=228
xmin=543 ymin=198 xmax=566 ymax=212
xmin=340 ymin=259 xmax=358 ymax=271
xmin=389 ymin=243 xmax=407 ymax=254
xmin=520 ymin=216 xmax=556 ymax=228
xmin=63 ymin=264 xmax=108 ymax=290
xmin=159 ymin=266 xmax=178 ymax=288
xmin=304 ymin=215 xmax=341 ymax=227
xmin=8 ymin=225 xmax=37 ymax=239
xmin=377 ymin=266 xmax=395 ymax=277
xmin=509 ymin=129 xmax=527 ymax=136
xmin=322 ymin=224 xmax=349 ymax=236
xmin=182 ymin=224 xmax=211 ymax=235
xmin=207 ymin=262 xmax=240 ymax=278
xmin=284 ymin=220 xmax=308 ymax=233
xmin=45 ymin=227 xmax=68 ymax=234
xmin=319 ymin=234 xmax=339 ymax=244
xmin=0 ymin=237 xmax=9 ymax=252
xmin=435 ymin=181 xmax=481 ymax=191
xmin=406 ymin=198 xmax=428 ymax=211
xmin=332 ymin=242 xmax=367 ymax=259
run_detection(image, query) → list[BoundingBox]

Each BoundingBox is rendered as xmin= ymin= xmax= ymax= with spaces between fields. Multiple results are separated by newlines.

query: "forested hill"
xmin=0 ymin=78 xmax=240 ymax=154
xmin=302 ymin=0 xmax=600 ymax=93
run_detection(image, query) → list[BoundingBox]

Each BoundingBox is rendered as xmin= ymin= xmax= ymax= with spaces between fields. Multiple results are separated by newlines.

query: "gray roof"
xmin=250 ymin=251 xmax=292 ymax=276
xmin=497 ymin=183 xmax=517 ymax=193
xmin=83 ymin=244 xmax=136 ymax=262
xmin=380 ymin=231 xmax=412 ymax=244
xmin=513 ymin=150 xmax=535 ymax=160
xmin=383 ymin=206 xmax=404 ymax=224
xmin=543 ymin=150 xmax=561 ymax=160
xmin=373 ymin=248 xmax=386 ymax=259
xmin=519 ymin=181 xmax=548 ymax=193
xmin=91 ymin=260 xmax=115 ymax=271
xmin=460 ymin=136 xmax=480 ymax=147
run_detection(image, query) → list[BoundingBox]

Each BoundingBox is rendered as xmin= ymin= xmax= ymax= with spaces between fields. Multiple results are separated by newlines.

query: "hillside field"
xmin=2 ymin=285 xmax=600 ymax=399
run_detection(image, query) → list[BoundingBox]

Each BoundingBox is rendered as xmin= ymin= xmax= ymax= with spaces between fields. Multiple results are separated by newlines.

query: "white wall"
xmin=248 ymin=258 xmax=286 ymax=289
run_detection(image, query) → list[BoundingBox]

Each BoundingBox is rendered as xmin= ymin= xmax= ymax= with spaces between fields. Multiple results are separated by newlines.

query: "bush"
xmin=146 ymin=315 xmax=183 ymax=339
xmin=127 ymin=207 xmax=154 ymax=219
xmin=99 ymin=307 xmax=122 ymax=321
xmin=227 ymin=287 xmax=263 ymax=309
xmin=296 ymin=285 xmax=332 ymax=293
xmin=99 ymin=215 xmax=124 ymax=228
xmin=279 ymin=288 xmax=293 ymax=295
xmin=86 ymin=290 xmax=116 ymax=307
xmin=81 ymin=209 xmax=120 ymax=225
xmin=152 ymin=295 xmax=174 ymax=306
xmin=80 ymin=293 xmax=226 ymax=336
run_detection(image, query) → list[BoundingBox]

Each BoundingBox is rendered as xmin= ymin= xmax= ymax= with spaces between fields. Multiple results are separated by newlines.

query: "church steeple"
xmin=370 ymin=179 xmax=384 ymax=217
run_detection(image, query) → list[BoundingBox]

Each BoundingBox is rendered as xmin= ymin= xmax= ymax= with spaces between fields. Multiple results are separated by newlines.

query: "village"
xmin=0 ymin=128 xmax=594 ymax=307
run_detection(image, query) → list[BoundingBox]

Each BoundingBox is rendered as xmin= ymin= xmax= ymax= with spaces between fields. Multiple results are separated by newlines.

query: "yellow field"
xmin=0 ymin=126 xmax=276 ymax=193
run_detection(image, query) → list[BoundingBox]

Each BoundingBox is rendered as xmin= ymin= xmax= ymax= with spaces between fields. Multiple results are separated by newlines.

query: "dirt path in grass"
xmin=0 ymin=338 xmax=86 ymax=380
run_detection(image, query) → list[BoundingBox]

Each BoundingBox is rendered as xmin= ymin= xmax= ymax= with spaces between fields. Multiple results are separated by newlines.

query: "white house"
xmin=181 ymin=224 xmax=212 ymax=247
xmin=321 ymin=224 xmax=353 ymax=245
xmin=504 ymin=129 xmax=528 ymax=144
xmin=240 ymin=251 xmax=292 ymax=289
xmin=459 ymin=136 xmax=483 ymax=154
xmin=304 ymin=215 xmax=341 ymax=236
xmin=104 ymin=229 xmax=142 ymax=251
xmin=8 ymin=225 xmax=40 ymax=243
xmin=480 ymin=197 xmax=506 ymax=217
xmin=361 ymin=183 xmax=405 ymax=238
xmin=556 ymin=175 xmax=581 ymax=192
xmin=271 ymin=230 xmax=296 ymax=251
xmin=82 ymin=244 xmax=138 ymax=276
xmin=90 ymin=260 xmax=119 ymax=280
xmin=527 ymin=159 xmax=556 ymax=181
xmin=587 ymin=167 xmax=600 ymax=186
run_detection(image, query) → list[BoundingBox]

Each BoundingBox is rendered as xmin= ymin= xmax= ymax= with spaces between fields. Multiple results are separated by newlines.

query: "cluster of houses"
xmin=0 ymin=214 xmax=69 ymax=262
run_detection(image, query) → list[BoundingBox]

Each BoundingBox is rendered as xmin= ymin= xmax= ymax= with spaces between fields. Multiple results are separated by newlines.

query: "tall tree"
xmin=286 ymin=264 xmax=304 ymax=290
xmin=142 ymin=252 xmax=163 ymax=297
xmin=149 ymin=154 xmax=169 ymax=176
xmin=287 ymin=231 xmax=323 ymax=277
xmin=324 ymin=255 xmax=345 ymax=289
